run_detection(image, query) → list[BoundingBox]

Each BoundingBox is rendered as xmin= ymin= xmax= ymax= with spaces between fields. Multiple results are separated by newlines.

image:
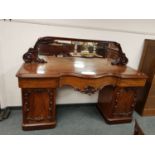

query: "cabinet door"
xmin=98 ymin=86 xmax=137 ymax=123
xmin=112 ymin=87 xmax=136 ymax=117
xmin=22 ymin=88 xmax=56 ymax=124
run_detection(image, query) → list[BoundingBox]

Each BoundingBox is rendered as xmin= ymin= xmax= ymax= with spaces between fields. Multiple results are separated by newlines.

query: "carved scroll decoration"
xmin=76 ymin=86 xmax=99 ymax=95
xmin=111 ymin=53 xmax=128 ymax=66
xmin=23 ymin=48 xmax=47 ymax=63
xmin=23 ymin=90 xmax=31 ymax=112
xmin=96 ymin=42 xmax=128 ymax=65
xmin=26 ymin=115 xmax=52 ymax=122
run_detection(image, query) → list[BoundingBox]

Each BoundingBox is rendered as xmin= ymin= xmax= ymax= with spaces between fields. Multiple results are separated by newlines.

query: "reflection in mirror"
xmin=37 ymin=39 xmax=99 ymax=58
xmin=23 ymin=36 xmax=128 ymax=65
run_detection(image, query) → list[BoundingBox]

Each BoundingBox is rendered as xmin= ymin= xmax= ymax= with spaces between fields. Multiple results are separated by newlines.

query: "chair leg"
xmin=0 ymin=107 xmax=11 ymax=121
xmin=134 ymin=120 xmax=144 ymax=135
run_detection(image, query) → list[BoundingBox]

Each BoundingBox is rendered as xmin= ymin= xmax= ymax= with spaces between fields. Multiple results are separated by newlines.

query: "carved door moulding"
xmin=22 ymin=88 xmax=55 ymax=122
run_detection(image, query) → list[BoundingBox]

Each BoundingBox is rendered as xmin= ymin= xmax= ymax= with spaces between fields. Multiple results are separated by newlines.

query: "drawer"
xmin=18 ymin=78 xmax=59 ymax=88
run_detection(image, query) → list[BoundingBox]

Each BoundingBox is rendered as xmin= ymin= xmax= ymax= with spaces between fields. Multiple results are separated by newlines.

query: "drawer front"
xmin=60 ymin=76 xmax=146 ymax=90
xmin=18 ymin=78 xmax=58 ymax=88
xmin=60 ymin=76 xmax=117 ymax=91
xmin=116 ymin=78 xmax=146 ymax=87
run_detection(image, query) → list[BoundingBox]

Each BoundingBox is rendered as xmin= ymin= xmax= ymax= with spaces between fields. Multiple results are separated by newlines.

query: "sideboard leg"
xmin=22 ymin=88 xmax=56 ymax=130
xmin=97 ymin=86 xmax=137 ymax=124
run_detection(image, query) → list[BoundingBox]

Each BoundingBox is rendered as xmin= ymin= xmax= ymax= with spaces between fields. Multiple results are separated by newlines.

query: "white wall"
xmin=16 ymin=19 xmax=155 ymax=35
xmin=0 ymin=20 xmax=155 ymax=108
xmin=0 ymin=37 xmax=4 ymax=108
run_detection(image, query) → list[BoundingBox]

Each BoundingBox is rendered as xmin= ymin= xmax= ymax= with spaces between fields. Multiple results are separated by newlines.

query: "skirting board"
xmin=4 ymin=103 xmax=96 ymax=110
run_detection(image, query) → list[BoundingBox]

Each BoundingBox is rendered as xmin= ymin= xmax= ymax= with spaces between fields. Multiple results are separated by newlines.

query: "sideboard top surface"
xmin=17 ymin=56 xmax=147 ymax=79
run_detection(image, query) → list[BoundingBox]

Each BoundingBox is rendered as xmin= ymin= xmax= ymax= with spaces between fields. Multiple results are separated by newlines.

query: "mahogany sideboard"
xmin=16 ymin=37 xmax=147 ymax=130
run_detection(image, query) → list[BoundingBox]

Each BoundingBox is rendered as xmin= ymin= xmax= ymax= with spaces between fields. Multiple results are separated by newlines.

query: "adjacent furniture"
xmin=0 ymin=107 xmax=10 ymax=121
xmin=136 ymin=39 xmax=155 ymax=116
xmin=16 ymin=37 xmax=147 ymax=130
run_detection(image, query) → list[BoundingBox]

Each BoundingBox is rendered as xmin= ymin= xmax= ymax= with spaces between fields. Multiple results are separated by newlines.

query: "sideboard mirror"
xmin=23 ymin=36 xmax=128 ymax=65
